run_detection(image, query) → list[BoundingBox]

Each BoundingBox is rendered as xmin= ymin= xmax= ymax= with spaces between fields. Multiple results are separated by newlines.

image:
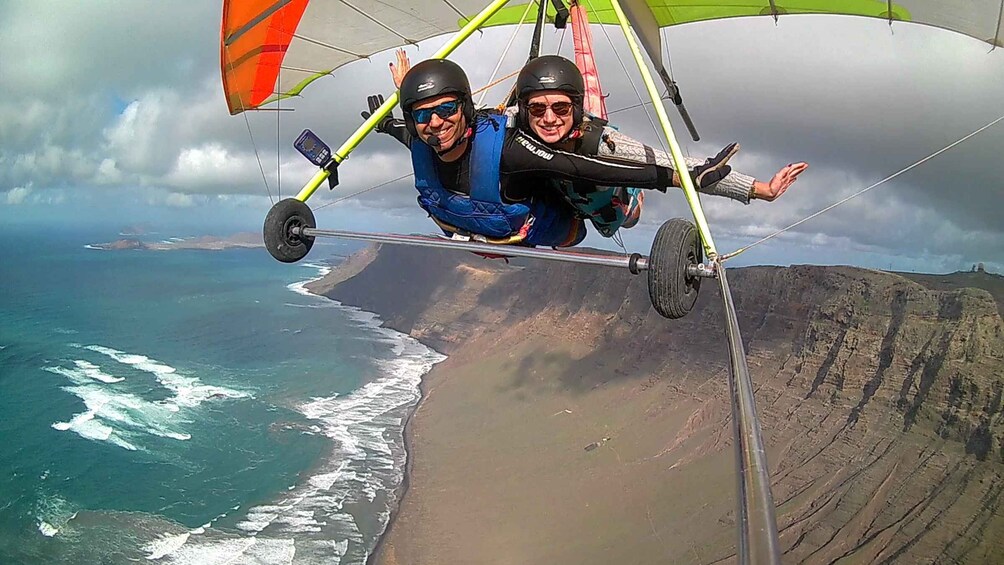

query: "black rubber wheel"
xmin=648 ymin=218 xmax=702 ymax=319
xmin=263 ymin=198 xmax=316 ymax=263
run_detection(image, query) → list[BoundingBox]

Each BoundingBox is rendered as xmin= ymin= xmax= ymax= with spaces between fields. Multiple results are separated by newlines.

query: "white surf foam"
xmin=34 ymin=494 xmax=75 ymax=539
xmin=83 ymin=344 xmax=249 ymax=410
xmin=38 ymin=521 xmax=58 ymax=537
xmin=145 ymin=532 xmax=190 ymax=560
xmin=85 ymin=345 xmax=177 ymax=377
xmin=49 ymin=407 xmax=139 ymax=451
xmin=72 ymin=359 xmax=125 ymax=383
xmin=45 ymin=348 xmax=230 ymax=449
xmin=155 ymin=537 xmax=295 ymax=565
xmin=286 ymin=263 xmax=332 ymax=298
xmin=223 ymin=295 xmax=445 ymax=562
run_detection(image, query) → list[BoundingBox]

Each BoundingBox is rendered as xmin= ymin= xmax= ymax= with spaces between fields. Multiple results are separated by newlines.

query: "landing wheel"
xmin=263 ymin=198 xmax=316 ymax=263
xmin=648 ymin=218 xmax=702 ymax=319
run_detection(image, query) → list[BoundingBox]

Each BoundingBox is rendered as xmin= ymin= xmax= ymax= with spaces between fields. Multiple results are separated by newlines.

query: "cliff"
xmin=310 ymin=245 xmax=1004 ymax=564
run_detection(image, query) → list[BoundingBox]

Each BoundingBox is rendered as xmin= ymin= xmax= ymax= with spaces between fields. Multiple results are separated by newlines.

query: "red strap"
xmin=571 ymin=3 xmax=607 ymax=119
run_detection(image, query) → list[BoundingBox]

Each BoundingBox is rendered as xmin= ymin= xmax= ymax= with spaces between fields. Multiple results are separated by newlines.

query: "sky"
xmin=1 ymin=2 xmax=1002 ymax=273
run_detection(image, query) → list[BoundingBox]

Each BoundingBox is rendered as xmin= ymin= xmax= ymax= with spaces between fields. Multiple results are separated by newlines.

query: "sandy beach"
xmin=365 ymin=330 xmax=743 ymax=565
xmin=309 ymin=248 xmax=743 ymax=564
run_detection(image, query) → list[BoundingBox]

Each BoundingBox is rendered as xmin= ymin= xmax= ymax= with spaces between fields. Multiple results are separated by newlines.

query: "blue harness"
xmin=411 ymin=114 xmax=584 ymax=247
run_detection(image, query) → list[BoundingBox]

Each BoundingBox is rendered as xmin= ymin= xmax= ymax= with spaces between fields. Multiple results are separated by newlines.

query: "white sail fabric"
xmin=222 ymin=0 xmax=1003 ymax=113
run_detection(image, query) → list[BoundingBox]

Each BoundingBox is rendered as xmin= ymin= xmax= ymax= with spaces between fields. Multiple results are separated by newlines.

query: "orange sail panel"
xmin=570 ymin=1 xmax=607 ymax=120
xmin=221 ymin=0 xmax=310 ymax=115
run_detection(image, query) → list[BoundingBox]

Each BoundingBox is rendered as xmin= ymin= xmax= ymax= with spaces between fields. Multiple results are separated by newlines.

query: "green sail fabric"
xmin=481 ymin=0 xmax=1001 ymax=47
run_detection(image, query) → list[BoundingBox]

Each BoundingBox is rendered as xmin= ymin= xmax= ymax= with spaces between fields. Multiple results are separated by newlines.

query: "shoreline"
xmin=301 ymin=260 xmax=440 ymax=565
xmin=364 ymin=355 xmax=432 ymax=565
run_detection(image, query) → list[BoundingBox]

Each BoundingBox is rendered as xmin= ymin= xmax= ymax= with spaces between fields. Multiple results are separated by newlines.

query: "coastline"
xmin=302 ymin=259 xmax=441 ymax=565
xmin=363 ymin=354 xmax=430 ymax=565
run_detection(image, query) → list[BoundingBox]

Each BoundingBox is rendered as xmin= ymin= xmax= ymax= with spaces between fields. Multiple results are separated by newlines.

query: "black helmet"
xmin=516 ymin=55 xmax=584 ymax=101
xmin=515 ymin=55 xmax=585 ymax=134
xmin=399 ymin=59 xmax=474 ymax=136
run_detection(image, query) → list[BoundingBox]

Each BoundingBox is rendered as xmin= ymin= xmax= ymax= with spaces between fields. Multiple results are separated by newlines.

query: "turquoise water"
xmin=0 ymin=226 xmax=443 ymax=564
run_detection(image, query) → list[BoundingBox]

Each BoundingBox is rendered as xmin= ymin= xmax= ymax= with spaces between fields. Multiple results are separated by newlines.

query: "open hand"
xmin=753 ymin=162 xmax=808 ymax=202
xmin=360 ymin=94 xmax=393 ymax=132
xmin=390 ymin=48 xmax=411 ymax=89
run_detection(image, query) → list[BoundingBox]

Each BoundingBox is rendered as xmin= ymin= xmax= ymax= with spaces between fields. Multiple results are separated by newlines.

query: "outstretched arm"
xmin=596 ymin=128 xmax=806 ymax=204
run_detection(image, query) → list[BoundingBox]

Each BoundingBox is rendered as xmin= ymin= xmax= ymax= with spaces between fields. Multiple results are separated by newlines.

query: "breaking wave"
xmin=47 ymin=345 xmax=248 ymax=450
xmin=148 ymin=264 xmax=445 ymax=564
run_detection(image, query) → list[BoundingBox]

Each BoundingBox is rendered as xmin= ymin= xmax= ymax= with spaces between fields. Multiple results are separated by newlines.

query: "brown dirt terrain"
xmin=316 ymin=246 xmax=1004 ymax=564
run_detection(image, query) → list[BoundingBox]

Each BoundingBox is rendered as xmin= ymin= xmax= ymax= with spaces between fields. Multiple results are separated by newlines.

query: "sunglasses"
xmin=411 ymin=100 xmax=463 ymax=124
xmin=525 ymin=101 xmax=574 ymax=118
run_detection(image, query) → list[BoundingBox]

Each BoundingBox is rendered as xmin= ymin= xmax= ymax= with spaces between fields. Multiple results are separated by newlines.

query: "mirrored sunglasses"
xmin=526 ymin=101 xmax=574 ymax=118
xmin=412 ymin=100 xmax=462 ymax=124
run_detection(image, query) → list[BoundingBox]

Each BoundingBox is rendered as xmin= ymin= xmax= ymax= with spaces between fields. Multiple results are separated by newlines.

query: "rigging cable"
xmin=477 ymin=1 xmax=537 ymax=107
xmin=242 ymin=110 xmax=276 ymax=206
xmin=583 ymin=0 xmax=670 ymax=157
xmin=312 ymin=173 xmax=415 ymax=212
xmin=557 ymin=14 xmax=568 ymax=53
xmin=224 ymin=45 xmax=275 ymax=205
xmin=720 ymin=113 xmax=1004 ymax=261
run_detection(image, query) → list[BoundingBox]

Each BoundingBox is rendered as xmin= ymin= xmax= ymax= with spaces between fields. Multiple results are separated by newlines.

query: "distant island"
xmin=119 ymin=224 xmax=155 ymax=236
xmin=91 ymin=232 xmax=262 ymax=251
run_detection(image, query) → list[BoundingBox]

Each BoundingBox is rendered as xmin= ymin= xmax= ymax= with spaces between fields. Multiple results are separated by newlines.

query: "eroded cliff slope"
xmin=310 ymin=246 xmax=1004 ymax=564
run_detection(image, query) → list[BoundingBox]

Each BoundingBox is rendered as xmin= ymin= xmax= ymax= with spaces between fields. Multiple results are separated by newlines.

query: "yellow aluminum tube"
xmin=607 ymin=0 xmax=717 ymax=258
xmin=295 ymin=0 xmax=514 ymax=202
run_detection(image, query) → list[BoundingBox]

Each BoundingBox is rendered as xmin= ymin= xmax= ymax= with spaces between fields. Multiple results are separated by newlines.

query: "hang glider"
xmin=219 ymin=3 xmax=1002 ymax=564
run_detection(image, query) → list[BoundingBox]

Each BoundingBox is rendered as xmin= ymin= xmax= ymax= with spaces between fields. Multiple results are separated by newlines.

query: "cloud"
xmin=4 ymin=183 xmax=32 ymax=205
xmin=0 ymin=3 xmax=1001 ymax=271
xmin=103 ymin=96 xmax=171 ymax=174
xmin=95 ymin=158 xmax=123 ymax=185
xmin=2 ymin=182 xmax=69 ymax=206
xmin=164 ymin=144 xmax=239 ymax=191
xmin=163 ymin=193 xmax=198 ymax=208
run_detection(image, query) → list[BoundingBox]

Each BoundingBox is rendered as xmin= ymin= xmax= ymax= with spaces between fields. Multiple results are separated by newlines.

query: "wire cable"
xmin=720 ymin=113 xmax=1004 ymax=261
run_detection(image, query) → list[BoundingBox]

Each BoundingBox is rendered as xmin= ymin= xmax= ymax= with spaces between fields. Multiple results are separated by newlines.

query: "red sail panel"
xmin=220 ymin=0 xmax=310 ymax=115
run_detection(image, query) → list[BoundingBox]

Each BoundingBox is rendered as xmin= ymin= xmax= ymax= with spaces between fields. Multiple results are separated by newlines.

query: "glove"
xmin=675 ymin=142 xmax=740 ymax=190
xmin=360 ymin=94 xmax=394 ymax=133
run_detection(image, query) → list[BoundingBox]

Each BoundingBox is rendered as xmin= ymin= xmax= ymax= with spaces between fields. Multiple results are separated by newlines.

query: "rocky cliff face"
xmin=313 ymin=246 xmax=1004 ymax=564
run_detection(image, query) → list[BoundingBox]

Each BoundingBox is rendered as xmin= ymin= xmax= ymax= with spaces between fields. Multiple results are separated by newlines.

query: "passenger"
xmin=511 ymin=55 xmax=808 ymax=236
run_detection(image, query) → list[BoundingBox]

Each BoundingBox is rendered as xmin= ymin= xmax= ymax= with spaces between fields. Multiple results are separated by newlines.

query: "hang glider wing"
xmin=222 ymin=0 xmax=1003 ymax=114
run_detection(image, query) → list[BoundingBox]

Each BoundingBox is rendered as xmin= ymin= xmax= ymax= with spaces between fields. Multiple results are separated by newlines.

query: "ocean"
xmin=0 ymin=224 xmax=444 ymax=564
